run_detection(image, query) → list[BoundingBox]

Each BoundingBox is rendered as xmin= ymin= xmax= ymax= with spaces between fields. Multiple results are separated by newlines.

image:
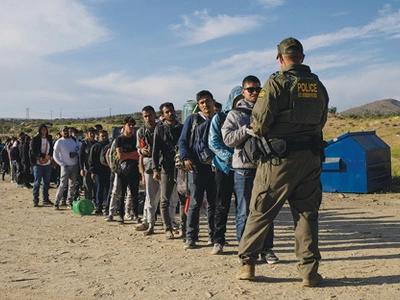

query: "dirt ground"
xmin=0 ymin=179 xmax=399 ymax=300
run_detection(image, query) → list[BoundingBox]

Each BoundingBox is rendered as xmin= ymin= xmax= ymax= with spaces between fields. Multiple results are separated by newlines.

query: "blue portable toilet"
xmin=321 ymin=131 xmax=392 ymax=193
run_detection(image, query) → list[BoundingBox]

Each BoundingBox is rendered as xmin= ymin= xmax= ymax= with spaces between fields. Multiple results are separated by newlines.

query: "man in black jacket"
xmin=19 ymin=135 xmax=32 ymax=189
xmin=79 ymin=127 xmax=98 ymax=202
xmin=29 ymin=124 xmax=54 ymax=206
xmin=153 ymin=102 xmax=185 ymax=239
xmin=89 ymin=130 xmax=111 ymax=215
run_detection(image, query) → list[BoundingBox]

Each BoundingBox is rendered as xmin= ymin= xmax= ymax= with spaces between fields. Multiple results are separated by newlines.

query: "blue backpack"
xmin=189 ymin=113 xmax=214 ymax=165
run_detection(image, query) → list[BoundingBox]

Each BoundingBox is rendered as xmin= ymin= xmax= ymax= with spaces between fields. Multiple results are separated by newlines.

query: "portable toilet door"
xmin=182 ymin=100 xmax=197 ymax=123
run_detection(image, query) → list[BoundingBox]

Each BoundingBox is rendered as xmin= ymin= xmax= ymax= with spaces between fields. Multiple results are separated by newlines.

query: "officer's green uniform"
xmin=237 ymin=62 xmax=329 ymax=280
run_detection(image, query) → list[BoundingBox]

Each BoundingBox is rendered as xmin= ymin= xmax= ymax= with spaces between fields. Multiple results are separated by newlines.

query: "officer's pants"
xmin=238 ymin=151 xmax=322 ymax=279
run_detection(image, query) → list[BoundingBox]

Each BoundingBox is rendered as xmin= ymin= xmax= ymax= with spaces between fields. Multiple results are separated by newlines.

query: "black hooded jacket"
xmin=29 ymin=124 xmax=53 ymax=166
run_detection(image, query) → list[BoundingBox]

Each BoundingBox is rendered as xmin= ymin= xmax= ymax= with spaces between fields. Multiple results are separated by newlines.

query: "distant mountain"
xmin=340 ymin=98 xmax=400 ymax=116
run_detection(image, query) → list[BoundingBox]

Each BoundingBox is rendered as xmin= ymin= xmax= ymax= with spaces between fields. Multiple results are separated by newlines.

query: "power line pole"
xmin=26 ymin=108 xmax=30 ymax=120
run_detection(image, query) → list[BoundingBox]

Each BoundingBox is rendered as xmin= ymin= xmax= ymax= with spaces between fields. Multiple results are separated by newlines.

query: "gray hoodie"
xmin=221 ymin=99 xmax=256 ymax=169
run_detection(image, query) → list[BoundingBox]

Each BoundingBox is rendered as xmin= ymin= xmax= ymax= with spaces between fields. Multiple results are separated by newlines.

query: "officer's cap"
xmin=277 ymin=37 xmax=304 ymax=59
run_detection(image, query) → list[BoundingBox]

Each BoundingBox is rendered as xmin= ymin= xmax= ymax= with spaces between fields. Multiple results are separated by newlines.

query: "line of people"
xmin=0 ymin=37 xmax=328 ymax=287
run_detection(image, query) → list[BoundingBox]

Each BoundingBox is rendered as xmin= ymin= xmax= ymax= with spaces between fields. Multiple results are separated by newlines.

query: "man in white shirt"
xmin=52 ymin=126 xmax=80 ymax=210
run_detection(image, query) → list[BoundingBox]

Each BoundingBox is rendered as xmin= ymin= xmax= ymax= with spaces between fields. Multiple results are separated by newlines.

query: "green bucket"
xmin=72 ymin=199 xmax=94 ymax=215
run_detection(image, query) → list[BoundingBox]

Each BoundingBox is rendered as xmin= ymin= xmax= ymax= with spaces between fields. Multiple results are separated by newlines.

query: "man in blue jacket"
xmin=208 ymin=86 xmax=242 ymax=254
xmin=178 ymin=90 xmax=217 ymax=249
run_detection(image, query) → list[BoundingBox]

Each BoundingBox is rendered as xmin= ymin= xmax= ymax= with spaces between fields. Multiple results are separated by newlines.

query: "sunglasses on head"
xmin=244 ymin=87 xmax=262 ymax=93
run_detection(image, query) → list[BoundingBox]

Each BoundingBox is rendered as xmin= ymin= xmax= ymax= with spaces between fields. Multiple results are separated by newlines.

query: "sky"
xmin=1 ymin=0 xmax=400 ymax=119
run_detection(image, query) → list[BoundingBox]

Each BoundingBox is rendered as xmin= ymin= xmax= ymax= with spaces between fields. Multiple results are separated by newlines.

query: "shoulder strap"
xmin=158 ymin=123 xmax=165 ymax=141
xmin=232 ymin=107 xmax=252 ymax=115
xmin=216 ymin=111 xmax=226 ymax=128
xmin=189 ymin=113 xmax=199 ymax=148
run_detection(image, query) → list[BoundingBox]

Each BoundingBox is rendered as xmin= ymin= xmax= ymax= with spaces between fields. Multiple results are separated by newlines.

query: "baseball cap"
xmin=60 ymin=125 xmax=69 ymax=131
xmin=277 ymin=37 xmax=304 ymax=59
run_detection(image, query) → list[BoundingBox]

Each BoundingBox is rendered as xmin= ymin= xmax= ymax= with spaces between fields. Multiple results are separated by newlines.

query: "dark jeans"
xmin=16 ymin=161 xmax=28 ymax=185
xmin=95 ymin=172 xmax=111 ymax=210
xmin=2 ymin=162 xmax=10 ymax=180
xmin=73 ymin=172 xmax=83 ymax=201
xmin=83 ymin=170 xmax=96 ymax=201
xmin=213 ymin=169 xmax=235 ymax=245
xmin=234 ymin=168 xmax=274 ymax=250
xmin=186 ymin=164 xmax=216 ymax=242
xmin=119 ymin=163 xmax=139 ymax=219
xmin=32 ymin=164 xmax=52 ymax=203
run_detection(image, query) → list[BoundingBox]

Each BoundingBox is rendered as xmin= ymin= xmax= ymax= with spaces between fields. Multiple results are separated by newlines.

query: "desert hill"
xmin=340 ymin=98 xmax=400 ymax=116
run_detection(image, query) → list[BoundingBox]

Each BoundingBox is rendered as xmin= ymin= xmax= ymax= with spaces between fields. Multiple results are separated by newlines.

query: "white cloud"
xmin=302 ymin=6 xmax=400 ymax=52
xmin=0 ymin=0 xmax=110 ymax=66
xmin=258 ymin=0 xmax=285 ymax=8
xmin=324 ymin=63 xmax=400 ymax=112
xmin=170 ymin=9 xmax=264 ymax=45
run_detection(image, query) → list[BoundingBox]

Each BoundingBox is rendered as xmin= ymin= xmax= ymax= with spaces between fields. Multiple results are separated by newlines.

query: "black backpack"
xmin=9 ymin=143 xmax=20 ymax=161
xmin=232 ymin=107 xmax=270 ymax=162
xmin=100 ymin=142 xmax=111 ymax=167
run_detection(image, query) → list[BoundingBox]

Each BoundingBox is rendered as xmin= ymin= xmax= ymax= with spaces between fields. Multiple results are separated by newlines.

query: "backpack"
xmin=108 ymin=140 xmax=119 ymax=173
xmin=190 ymin=113 xmax=214 ymax=165
xmin=176 ymin=168 xmax=189 ymax=196
xmin=232 ymin=107 xmax=270 ymax=162
xmin=100 ymin=142 xmax=111 ymax=167
xmin=9 ymin=143 xmax=20 ymax=161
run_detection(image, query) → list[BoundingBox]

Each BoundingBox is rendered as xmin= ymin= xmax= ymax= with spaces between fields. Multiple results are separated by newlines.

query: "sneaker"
xmin=183 ymin=240 xmax=196 ymax=249
xmin=54 ymin=204 xmax=59 ymax=210
xmin=124 ymin=213 xmax=133 ymax=221
xmin=135 ymin=223 xmax=149 ymax=231
xmin=33 ymin=202 xmax=39 ymax=207
xmin=261 ymin=248 xmax=279 ymax=264
xmin=236 ymin=264 xmax=256 ymax=281
xmin=94 ymin=208 xmax=103 ymax=215
xmin=302 ymin=273 xmax=323 ymax=287
xmin=104 ymin=215 xmax=114 ymax=222
xmin=172 ymin=220 xmax=179 ymax=230
xmin=210 ymin=243 xmax=223 ymax=255
xmin=43 ymin=200 xmax=54 ymax=206
xmin=17 ymin=184 xmax=24 ymax=188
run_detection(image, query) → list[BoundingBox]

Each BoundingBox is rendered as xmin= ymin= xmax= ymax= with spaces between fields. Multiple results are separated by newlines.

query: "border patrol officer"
xmin=236 ymin=37 xmax=329 ymax=287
